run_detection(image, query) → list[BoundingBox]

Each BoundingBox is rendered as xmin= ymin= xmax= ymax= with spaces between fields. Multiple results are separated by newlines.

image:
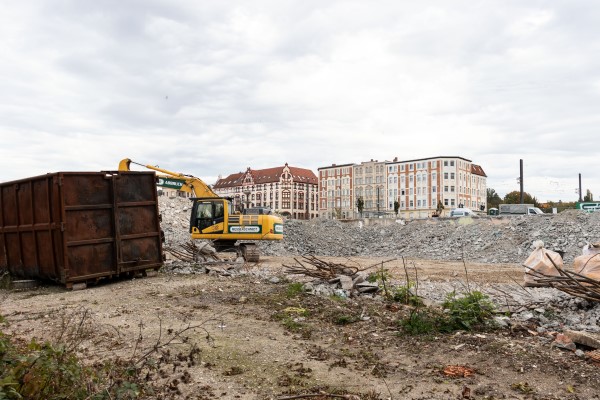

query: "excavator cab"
xmin=190 ymin=198 xmax=230 ymax=233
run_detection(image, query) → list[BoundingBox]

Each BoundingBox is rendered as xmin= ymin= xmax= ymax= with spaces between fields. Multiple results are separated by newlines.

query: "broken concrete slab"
xmin=564 ymin=330 xmax=600 ymax=349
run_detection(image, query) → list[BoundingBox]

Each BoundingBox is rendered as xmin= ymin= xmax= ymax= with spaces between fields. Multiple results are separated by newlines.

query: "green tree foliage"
xmin=356 ymin=197 xmax=364 ymax=217
xmin=486 ymin=188 xmax=502 ymax=209
xmin=393 ymin=200 xmax=400 ymax=215
xmin=584 ymin=189 xmax=594 ymax=202
xmin=503 ymin=190 xmax=539 ymax=206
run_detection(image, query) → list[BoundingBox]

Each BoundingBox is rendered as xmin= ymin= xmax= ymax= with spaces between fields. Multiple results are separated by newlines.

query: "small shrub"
xmin=332 ymin=314 xmax=358 ymax=325
xmin=390 ymin=284 xmax=423 ymax=307
xmin=398 ymin=290 xmax=496 ymax=335
xmin=441 ymin=291 xmax=495 ymax=331
xmin=367 ymin=270 xmax=390 ymax=284
xmin=286 ymin=283 xmax=305 ymax=298
xmin=398 ymin=310 xmax=437 ymax=335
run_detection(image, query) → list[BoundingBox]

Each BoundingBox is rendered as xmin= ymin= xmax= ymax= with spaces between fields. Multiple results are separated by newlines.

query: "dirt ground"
xmin=2 ymin=257 xmax=600 ymax=399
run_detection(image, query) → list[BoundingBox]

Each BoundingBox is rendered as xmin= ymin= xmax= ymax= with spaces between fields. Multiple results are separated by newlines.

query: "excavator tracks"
xmin=239 ymin=243 xmax=260 ymax=263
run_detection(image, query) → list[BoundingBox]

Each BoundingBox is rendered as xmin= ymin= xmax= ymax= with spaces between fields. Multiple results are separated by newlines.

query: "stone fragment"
xmin=551 ymin=333 xmax=576 ymax=351
xmin=339 ymin=275 xmax=354 ymax=290
xmin=564 ymin=330 xmax=600 ymax=349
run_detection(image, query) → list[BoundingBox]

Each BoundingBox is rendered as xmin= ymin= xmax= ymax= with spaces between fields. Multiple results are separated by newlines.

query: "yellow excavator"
xmin=118 ymin=158 xmax=283 ymax=262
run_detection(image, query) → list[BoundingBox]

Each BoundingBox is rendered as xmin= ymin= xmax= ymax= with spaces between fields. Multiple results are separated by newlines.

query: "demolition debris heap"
xmin=158 ymin=196 xmax=600 ymax=265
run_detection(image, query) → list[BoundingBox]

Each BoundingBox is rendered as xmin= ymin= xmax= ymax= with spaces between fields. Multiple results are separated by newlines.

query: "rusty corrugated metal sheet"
xmin=0 ymin=171 xmax=163 ymax=287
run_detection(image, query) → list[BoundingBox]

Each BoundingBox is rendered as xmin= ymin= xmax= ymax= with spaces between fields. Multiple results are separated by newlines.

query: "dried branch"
xmin=521 ymin=254 xmax=600 ymax=302
xmin=284 ymin=256 xmax=393 ymax=280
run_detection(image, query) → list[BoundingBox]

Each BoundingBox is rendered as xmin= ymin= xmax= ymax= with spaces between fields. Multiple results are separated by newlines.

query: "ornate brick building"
xmin=213 ymin=163 xmax=319 ymax=219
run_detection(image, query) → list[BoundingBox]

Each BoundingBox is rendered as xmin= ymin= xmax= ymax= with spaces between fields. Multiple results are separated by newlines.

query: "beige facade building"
xmin=352 ymin=159 xmax=388 ymax=218
xmin=213 ymin=163 xmax=319 ymax=219
xmin=318 ymin=156 xmax=487 ymax=219
xmin=317 ymin=163 xmax=355 ymax=219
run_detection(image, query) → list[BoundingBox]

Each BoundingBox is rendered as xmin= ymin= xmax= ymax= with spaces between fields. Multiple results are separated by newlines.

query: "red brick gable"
xmin=214 ymin=165 xmax=317 ymax=188
xmin=471 ymin=164 xmax=487 ymax=177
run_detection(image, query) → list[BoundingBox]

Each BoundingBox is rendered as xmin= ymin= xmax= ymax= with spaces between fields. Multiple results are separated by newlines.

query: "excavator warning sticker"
xmin=229 ymin=225 xmax=261 ymax=234
xmin=274 ymin=224 xmax=283 ymax=234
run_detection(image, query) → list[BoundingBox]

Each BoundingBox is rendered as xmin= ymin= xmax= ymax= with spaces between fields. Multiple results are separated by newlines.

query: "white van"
xmin=449 ymin=207 xmax=476 ymax=218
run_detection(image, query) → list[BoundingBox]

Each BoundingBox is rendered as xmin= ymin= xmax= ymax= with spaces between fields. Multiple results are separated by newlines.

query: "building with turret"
xmin=213 ymin=163 xmax=319 ymax=219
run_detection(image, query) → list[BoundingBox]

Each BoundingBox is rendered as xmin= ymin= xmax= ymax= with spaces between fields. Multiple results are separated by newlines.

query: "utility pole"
xmin=519 ymin=159 xmax=524 ymax=204
xmin=579 ymin=173 xmax=583 ymax=202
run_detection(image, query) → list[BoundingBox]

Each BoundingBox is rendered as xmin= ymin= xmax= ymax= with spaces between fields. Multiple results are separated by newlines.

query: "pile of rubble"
xmin=158 ymin=196 xmax=600 ymax=265
xmin=260 ymin=211 xmax=600 ymax=265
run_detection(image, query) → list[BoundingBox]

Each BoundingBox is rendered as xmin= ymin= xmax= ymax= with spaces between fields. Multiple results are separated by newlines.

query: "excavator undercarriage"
xmin=212 ymin=240 xmax=260 ymax=263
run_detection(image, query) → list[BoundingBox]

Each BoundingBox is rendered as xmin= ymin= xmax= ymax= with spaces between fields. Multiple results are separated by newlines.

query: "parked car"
xmin=450 ymin=207 xmax=477 ymax=218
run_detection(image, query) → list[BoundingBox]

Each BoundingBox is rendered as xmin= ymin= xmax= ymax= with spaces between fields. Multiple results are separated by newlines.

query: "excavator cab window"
xmin=193 ymin=202 xmax=214 ymax=231
xmin=191 ymin=199 xmax=227 ymax=233
xmin=214 ymin=202 xmax=224 ymax=223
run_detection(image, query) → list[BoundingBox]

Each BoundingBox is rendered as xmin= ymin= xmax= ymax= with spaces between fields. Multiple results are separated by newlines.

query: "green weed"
xmin=286 ymin=282 xmax=305 ymax=298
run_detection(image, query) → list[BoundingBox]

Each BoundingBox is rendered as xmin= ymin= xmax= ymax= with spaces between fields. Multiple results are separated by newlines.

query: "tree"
xmin=503 ymin=191 xmax=539 ymax=207
xmin=486 ymin=188 xmax=502 ymax=209
xmin=393 ymin=200 xmax=400 ymax=216
xmin=584 ymin=189 xmax=594 ymax=202
xmin=334 ymin=207 xmax=342 ymax=219
xmin=356 ymin=197 xmax=364 ymax=217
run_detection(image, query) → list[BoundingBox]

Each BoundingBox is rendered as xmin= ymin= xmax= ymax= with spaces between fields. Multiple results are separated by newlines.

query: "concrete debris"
xmin=258 ymin=212 xmax=600 ymax=265
xmin=158 ymin=196 xmax=600 ymax=267
xmin=157 ymin=196 xmax=600 ymax=333
xmin=564 ymin=330 xmax=600 ymax=349
xmin=551 ymin=333 xmax=576 ymax=351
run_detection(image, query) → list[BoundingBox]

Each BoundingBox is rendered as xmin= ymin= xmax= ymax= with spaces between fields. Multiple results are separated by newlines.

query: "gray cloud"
xmin=1 ymin=1 xmax=599 ymax=202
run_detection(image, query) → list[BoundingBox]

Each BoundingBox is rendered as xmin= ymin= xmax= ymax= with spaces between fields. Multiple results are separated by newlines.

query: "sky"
xmin=1 ymin=0 xmax=599 ymax=202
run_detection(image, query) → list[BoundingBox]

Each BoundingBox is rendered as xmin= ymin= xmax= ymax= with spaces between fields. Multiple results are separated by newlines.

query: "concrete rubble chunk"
xmin=551 ymin=333 xmax=576 ymax=351
xmin=339 ymin=275 xmax=354 ymax=290
xmin=564 ymin=330 xmax=600 ymax=349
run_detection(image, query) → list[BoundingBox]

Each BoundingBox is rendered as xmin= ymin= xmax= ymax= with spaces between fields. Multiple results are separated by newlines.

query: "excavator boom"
xmin=119 ymin=158 xmax=218 ymax=198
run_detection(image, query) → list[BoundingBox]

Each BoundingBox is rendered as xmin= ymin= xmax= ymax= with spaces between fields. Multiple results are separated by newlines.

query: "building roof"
xmin=317 ymin=163 xmax=356 ymax=170
xmin=385 ymin=155 xmax=473 ymax=164
xmin=213 ymin=164 xmax=318 ymax=188
xmin=471 ymin=164 xmax=487 ymax=177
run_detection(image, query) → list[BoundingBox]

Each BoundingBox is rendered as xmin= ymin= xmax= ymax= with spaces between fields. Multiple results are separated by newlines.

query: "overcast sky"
xmin=1 ymin=1 xmax=599 ymax=202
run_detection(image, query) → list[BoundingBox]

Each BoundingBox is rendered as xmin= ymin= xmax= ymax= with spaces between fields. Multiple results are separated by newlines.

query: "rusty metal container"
xmin=0 ymin=171 xmax=163 ymax=288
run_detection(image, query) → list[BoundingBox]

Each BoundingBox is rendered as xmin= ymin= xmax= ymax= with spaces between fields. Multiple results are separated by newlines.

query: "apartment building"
xmin=387 ymin=156 xmax=487 ymax=218
xmin=213 ymin=163 xmax=319 ymax=219
xmin=317 ymin=163 xmax=355 ymax=219
xmin=353 ymin=159 xmax=388 ymax=218
xmin=318 ymin=156 xmax=487 ymax=219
